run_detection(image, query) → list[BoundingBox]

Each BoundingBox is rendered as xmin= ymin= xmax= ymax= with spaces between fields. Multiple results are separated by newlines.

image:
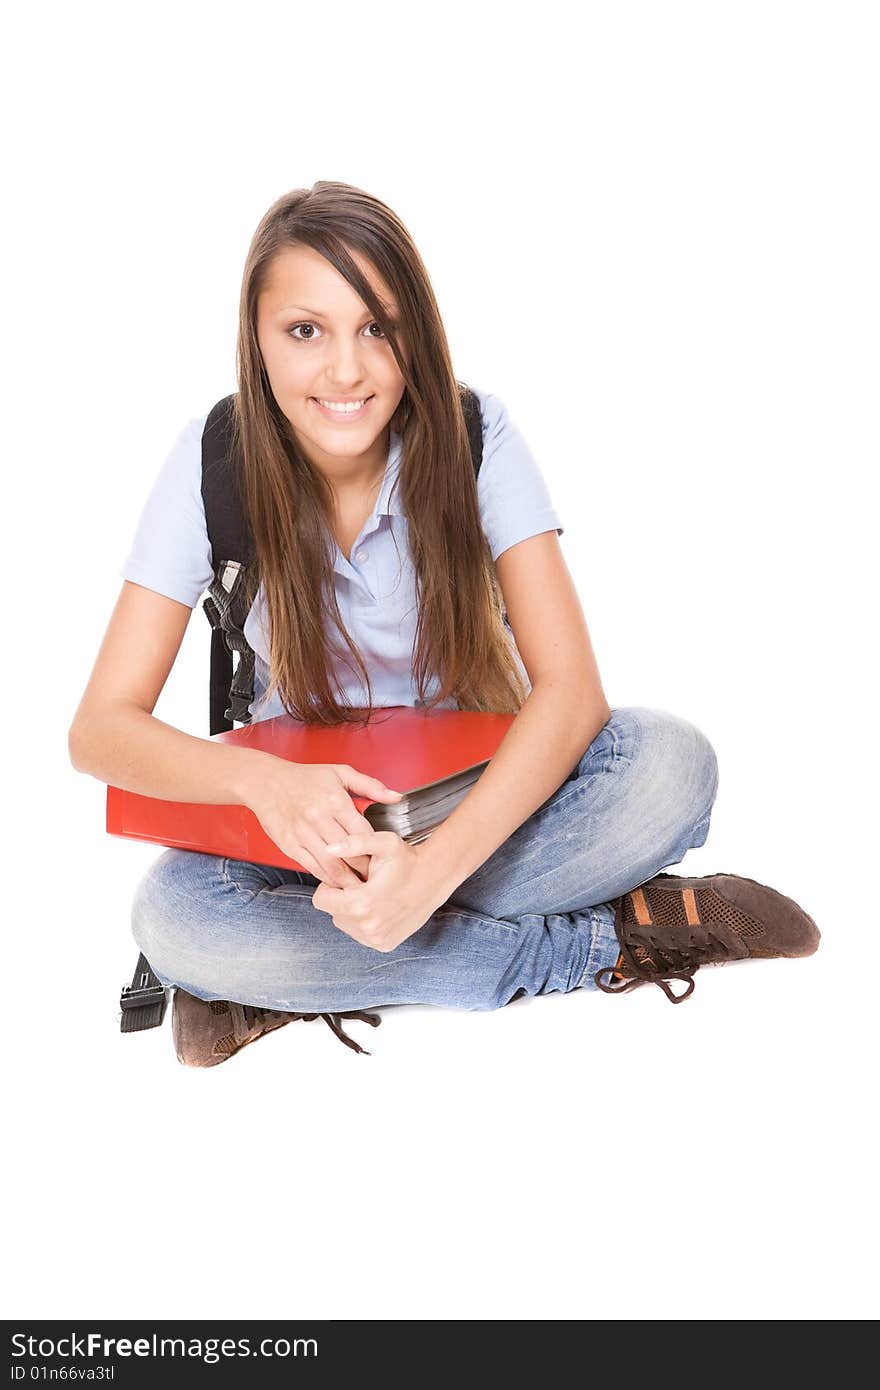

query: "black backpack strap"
xmin=203 ymin=560 xmax=257 ymax=731
xmin=458 ymin=381 xmax=511 ymax=631
xmin=458 ymin=380 xmax=484 ymax=475
xmin=200 ymin=395 xmax=257 ymax=735
xmin=118 ymin=952 xmax=169 ymax=1032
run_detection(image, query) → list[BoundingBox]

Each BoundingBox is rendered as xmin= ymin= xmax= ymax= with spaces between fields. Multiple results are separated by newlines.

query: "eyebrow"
xmin=276 ymin=304 xmax=398 ymax=320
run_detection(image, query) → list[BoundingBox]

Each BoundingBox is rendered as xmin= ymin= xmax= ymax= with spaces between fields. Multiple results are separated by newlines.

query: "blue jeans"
xmin=131 ymin=706 xmax=719 ymax=1013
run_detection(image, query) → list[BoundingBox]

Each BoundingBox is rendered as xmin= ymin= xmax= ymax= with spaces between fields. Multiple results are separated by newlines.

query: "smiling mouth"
xmin=309 ymin=395 xmax=375 ymax=418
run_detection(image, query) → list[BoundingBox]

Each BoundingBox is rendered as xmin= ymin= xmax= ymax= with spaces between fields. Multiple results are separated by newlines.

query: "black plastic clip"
xmin=120 ymin=953 xmax=169 ymax=1033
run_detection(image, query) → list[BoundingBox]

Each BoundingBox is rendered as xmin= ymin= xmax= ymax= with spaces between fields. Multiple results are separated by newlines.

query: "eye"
xmin=287 ymin=322 xmax=319 ymax=341
xmin=287 ymin=321 xmax=389 ymax=342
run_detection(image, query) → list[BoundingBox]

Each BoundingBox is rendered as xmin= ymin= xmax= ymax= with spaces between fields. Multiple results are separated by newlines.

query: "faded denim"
xmin=131 ymin=706 xmax=719 ymax=1014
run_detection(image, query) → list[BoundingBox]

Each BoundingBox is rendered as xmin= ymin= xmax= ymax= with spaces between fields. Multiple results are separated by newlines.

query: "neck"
xmin=326 ymin=462 xmax=384 ymax=504
xmin=311 ymin=427 xmax=391 ymax=502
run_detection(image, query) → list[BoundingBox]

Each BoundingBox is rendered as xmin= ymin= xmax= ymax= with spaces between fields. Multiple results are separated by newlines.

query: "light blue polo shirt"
xmin=120 ymin=385 xmax=564 ymax=721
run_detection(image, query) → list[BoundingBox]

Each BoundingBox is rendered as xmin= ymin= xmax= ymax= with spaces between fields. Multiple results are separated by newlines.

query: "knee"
xmin=624 ymin=706 xmax=719 ymax=829
xmin=130 ymin=851 xmax=320 ymax=1007
xmin=130 ymin=849 xmax=223 ymax=983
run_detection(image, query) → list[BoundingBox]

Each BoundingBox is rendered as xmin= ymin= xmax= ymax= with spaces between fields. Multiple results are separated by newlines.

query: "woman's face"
xmin=256 ymin=243 xmax=407 ymax=487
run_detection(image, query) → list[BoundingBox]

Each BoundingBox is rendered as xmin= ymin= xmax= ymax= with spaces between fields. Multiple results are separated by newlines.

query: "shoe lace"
xmin=594 ymin=921 xmax=740 ymax=1004
xmin=233 ymin=1002 xmax=382 ymax=1054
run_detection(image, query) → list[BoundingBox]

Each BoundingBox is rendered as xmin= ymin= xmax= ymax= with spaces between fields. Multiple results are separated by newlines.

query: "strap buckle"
xmin=120 ymin=954 xmax=169 ymax=1033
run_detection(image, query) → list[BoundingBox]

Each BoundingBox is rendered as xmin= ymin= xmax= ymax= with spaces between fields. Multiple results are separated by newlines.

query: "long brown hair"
xmin=232 ymin=180 xmax=530 ymax=727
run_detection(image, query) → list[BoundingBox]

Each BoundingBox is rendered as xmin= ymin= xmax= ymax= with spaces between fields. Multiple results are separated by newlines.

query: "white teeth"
xmin=315 ymin=398 xmax=370 ymax=413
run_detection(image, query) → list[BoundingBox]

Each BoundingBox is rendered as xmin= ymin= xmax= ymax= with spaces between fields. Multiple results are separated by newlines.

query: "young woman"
xmin=68 ymin=181 xmax=820 ymax=1066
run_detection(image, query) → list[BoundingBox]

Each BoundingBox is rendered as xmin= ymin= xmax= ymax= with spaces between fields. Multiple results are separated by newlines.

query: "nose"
xmin=324 ymin=336 xmax=370 ymax=392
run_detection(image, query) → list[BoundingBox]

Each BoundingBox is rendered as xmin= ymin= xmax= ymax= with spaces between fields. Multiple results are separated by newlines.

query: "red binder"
xmin=106 ymin=704 xmax=516 ymax=871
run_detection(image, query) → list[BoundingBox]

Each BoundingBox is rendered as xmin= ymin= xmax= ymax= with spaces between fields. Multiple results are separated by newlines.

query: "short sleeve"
xmin=119 ymin=413 xmax=215 ymax=607
xmin=474 ymin=389 xmax=564 ymax=563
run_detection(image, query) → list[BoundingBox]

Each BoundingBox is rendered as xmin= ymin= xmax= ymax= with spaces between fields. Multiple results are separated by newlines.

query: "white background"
xmin=4 ymin=0 xmax=876 ymax=1321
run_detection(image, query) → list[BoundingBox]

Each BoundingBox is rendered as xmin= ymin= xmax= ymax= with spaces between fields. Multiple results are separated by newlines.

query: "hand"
xmin=311 ymin=833 xmax=449 ymax=952
xmin=244 ymin=756 xmax=404 ymax=888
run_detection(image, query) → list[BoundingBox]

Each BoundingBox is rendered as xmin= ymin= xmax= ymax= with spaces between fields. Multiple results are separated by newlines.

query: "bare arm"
xmin=68 ymin=580 xmax=267 ymax=805
xmin=68 ymin=580 xmax=401 ymax=887
xmin=415 ymin=532 xmax=612 ymax=899
xmin=416 ymin=680 xmax=609 ymax=899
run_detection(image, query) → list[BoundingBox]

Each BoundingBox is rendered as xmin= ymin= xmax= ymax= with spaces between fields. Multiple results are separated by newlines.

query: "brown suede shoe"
xmin=594 ymin=871 xmax=820 ymax=1003
xmin=171 ymin=989 xmax=383 ymax=1065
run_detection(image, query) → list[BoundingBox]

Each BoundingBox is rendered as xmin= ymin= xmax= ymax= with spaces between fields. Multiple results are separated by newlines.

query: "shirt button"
xmin=356 ymin=548 xmax=368 ymax=564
